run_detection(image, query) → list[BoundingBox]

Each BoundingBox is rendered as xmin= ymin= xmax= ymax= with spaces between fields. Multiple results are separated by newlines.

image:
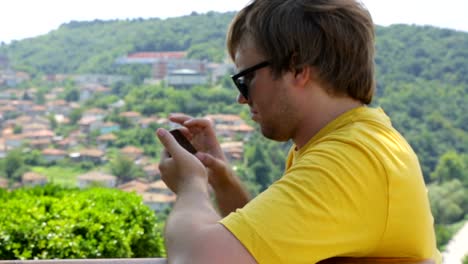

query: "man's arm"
xmin=165 ymin=181 xmax=256 ymax=264
xmin=196 ymin=151 xmax=251 ymax=216
xmin=157 ymin=128 xmax=257 ymax=264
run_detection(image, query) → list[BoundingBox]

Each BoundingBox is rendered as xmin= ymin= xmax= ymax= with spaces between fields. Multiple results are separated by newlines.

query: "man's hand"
xmin=156 ymin=128 xmax=208 ymax=195
xmin=169 ymin=113 xmax=251 ymax=215
xmin=168 ymin=113 xmax=230 ymax=188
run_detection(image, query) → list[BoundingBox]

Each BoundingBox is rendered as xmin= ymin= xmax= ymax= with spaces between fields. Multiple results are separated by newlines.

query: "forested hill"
xmin=0 ymin=12 xmax=467 ymax=181
xmin=0 ymin=11 xmax=236 ymax=74
xmin=1 ymin=12 xmax=467 ymax=84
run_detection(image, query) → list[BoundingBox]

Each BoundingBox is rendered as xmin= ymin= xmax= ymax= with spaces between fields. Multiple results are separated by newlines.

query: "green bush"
xmin=0 ymin=185 xmax=165 ymax=260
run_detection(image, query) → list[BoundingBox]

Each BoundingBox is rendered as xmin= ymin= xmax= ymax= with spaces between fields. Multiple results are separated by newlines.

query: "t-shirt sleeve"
xmin=220 ymin=143 xmax=388 ymax=263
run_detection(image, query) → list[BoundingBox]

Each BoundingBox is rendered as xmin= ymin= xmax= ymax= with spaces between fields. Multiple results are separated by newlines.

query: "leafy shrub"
xmin=0 ymin=185 xmax=165 ymax=259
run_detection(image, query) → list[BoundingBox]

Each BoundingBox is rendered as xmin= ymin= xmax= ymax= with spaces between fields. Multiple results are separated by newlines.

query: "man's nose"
xmin=237 ymin=93 xmax=248 ymax=104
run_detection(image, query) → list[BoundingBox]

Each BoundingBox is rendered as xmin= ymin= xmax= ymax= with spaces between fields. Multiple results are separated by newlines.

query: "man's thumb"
xmin=156 ymin=128 xmax=182 ymax=157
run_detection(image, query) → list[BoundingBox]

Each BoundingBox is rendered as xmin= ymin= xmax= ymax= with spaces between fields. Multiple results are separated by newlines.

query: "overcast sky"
xmin=1 ymin=0 xmax=467 ymax=43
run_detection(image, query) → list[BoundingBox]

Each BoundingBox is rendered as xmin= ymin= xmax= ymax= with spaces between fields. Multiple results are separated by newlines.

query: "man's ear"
xmin=292 ymin=65 xmax=314 ymax=88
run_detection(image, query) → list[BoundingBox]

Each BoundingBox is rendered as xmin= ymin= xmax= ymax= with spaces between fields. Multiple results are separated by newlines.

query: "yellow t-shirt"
xmin=220 ymin=106 xmax=441 ymax=264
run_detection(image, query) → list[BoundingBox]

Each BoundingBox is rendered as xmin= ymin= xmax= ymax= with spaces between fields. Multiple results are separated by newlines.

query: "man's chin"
xmin=260 ymin=127 xmax=290 ymax=142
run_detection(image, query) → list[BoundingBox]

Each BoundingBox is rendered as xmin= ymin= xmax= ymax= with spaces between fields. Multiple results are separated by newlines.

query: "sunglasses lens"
xmin=238 ymin=79 xmax=248 ymax=99
xmin=240 ymin=84 xmax=248 ymax=99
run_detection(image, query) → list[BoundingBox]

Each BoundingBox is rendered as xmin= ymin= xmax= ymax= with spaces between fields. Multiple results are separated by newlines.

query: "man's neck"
xmin=293 ymin=96 xmax=363 ymax=149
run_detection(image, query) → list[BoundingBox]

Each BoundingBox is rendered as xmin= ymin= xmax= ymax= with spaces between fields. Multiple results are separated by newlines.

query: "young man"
xmin=156 ymin=0 xmax=441 ymax=263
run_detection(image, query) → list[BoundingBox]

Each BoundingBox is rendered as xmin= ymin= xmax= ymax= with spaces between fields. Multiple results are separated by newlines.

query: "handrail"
xmin=0 ymin=257 xmax=435 ymax=264
xmin=318 ymin=257 xmax=435 ymax=264
xmin=0 ymin=259 xmax=167 ymax=264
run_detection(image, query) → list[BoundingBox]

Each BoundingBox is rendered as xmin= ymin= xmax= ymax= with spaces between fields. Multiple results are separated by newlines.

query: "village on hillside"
xmin=0 ymin=51 xmax=254 ymax=213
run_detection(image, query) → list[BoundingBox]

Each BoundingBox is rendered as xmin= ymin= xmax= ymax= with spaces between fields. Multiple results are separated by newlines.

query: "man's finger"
xmin=196 ymin=152 xmax=225 ymax=171
xmin=156 ymin=128 xmax=184 ymax=158
xmin=169 ymin=113 xmax=192 ymax=124
xmin=184 ymin=117 xmax=214 ymax=129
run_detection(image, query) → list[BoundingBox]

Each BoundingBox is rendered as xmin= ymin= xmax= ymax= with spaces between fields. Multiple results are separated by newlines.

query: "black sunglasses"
xmin=231 ymin=61 xmax=270 ymax=100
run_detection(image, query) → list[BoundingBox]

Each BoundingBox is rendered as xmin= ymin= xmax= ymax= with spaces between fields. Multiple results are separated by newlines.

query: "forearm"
xmin=165 ymin=182 xmax=221 ymax=263
xmin=213 ymin=174 xmax=251 ymax=217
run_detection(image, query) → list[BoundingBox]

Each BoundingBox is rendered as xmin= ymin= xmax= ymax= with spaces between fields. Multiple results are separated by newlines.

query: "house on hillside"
xmin=0 ymin=55 xmax=9 ymax=70
xmin=97 ymin=133 xmax=117 ymax=150
xmin=0 ymin=177 xmax=8 ymax=189
xmin=117 ymin=179 xmax=150 ymax=194
xmin=29 ymin=105 xmax=47 ymax=117
xmin=204 ymin=114 xmax=254 ymax=141
xmin=71 ymin=149 xmax=106 ymax=164
xmin=97 ymin=122 xmax=120 ymax=135
xmin=73 ymin=74 xmax=130 ymax=86
xmin=46 ymin=100 xmax=71 ymax=115
xmin=22 ymin=123 xmax=49 ymax=133
xmin=77 ymin=171 xmax=116 ymax=188
xmin=0 ymin=105 xmax=17 ymax=116
xmin=22 ymin=172 xmax=48 ymax=187
xmin=12 ymin=100 xmax=33 ymax=112
xmin=221 ymin=141 xmax=244 ymax=162
xmin=148 ymin=179 xmax=173 ymax=196
xmin=56 ymin=137 xmax=79 ymax=150
xmin=119 ymin=111 xmax=142 ymax=124
xmin=23 ymin=130 xmax=55 ymax=143
xmin=82 ymin=108 xmax=107 ymax=120
xmin=78 ymin=116 xmax=103 ymax=134
xmin=78 ymin=84 xmax=111 ymax=101
xmin=120 ymin=146 xmax=144 ymax=161
xmin=141 ymin=192 xmax=176 ymax=212
xmin=139 ymin=116 xmax=159 ymax=129
xmin=143 ymin=163 xmax=160 ymax=180
xmin=42 ymin=148 xmax=67 ymax=163
xmin=5 ymin=134 xmax=24 ymax=149
xmin=166 ymin=69 xmax=208 ymax=88
xmin=116 ymin=51 xmax=210 ymax=83
xmin=28 ymin=139 xmax=52 ymax=150
xmin=0 ymin=139 xmax=6 ymax=158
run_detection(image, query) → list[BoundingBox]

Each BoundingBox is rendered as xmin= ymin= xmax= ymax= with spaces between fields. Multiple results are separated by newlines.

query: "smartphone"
xmin=169 ymin=129 xmax=197 ymax=154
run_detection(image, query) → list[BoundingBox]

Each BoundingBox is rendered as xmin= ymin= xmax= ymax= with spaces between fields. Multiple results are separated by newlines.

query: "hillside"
xmin=0 ymin=11 xmax=466 ymax=183
xmin=0 ymin=11 xmax=235 ymax=75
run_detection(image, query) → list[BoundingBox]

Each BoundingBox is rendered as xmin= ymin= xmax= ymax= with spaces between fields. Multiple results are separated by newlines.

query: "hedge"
xmin=0 ymin=185 xmax=165 ymax=259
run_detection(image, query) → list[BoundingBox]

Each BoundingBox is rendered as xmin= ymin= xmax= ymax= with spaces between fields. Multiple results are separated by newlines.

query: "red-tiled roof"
xmin=121 ymin=146 xmax=144 ymax=155
xmin=42 ymin=148 xmax=67 ymax=156
xmin=22 ymin=172 xmax=47 ymax=181
xmin=142 ymin=192 xmax=176 ymax=203
xmin=118 ymin=179 xmax=150 ymax=194
xmin=127 ymin=51 xmax=186 ymax=59
xmin=78 ymin=171 xmax=115 ymax=181
xmin=24 ymin=130 xmax=55 ymax=138
xmin=80 ymin=149 xmax=105 ymax=157
xmin=205 ymin=114 xmax=243 ymax=122
xmin=97 ymin=133 xmax=117 ymax=141
xmin=120 ymin=111 xmax=141 ymax=118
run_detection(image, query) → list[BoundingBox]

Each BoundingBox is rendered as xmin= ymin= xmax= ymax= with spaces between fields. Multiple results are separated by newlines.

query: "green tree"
xmin=431 ymin=150 xmax=468 ymax=185
xmin=110 ymin=155 xmax=144 ymax=184
xmin=65 ymin=88 xmax=80 ymax=102
xmin=69 ymin=108 xmax=83 ymax=125
xmin=428 ymin=179 xmax=468 ymax=224
xmin=34 ymin=91 xmax=46 ymax=105
xmin=13 ymin=125 xmax=22 ymax=134
xmin=3 ymin=149 xmax=27 ymax=182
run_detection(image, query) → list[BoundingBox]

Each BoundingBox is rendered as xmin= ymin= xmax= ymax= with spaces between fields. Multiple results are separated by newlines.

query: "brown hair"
xmin=227 ymin=0 xmax=376 ymax=104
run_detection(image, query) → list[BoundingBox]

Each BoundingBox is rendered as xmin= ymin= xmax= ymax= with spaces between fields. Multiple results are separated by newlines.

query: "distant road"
xmin=442 ymin=222 xmax=468 ymax=264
